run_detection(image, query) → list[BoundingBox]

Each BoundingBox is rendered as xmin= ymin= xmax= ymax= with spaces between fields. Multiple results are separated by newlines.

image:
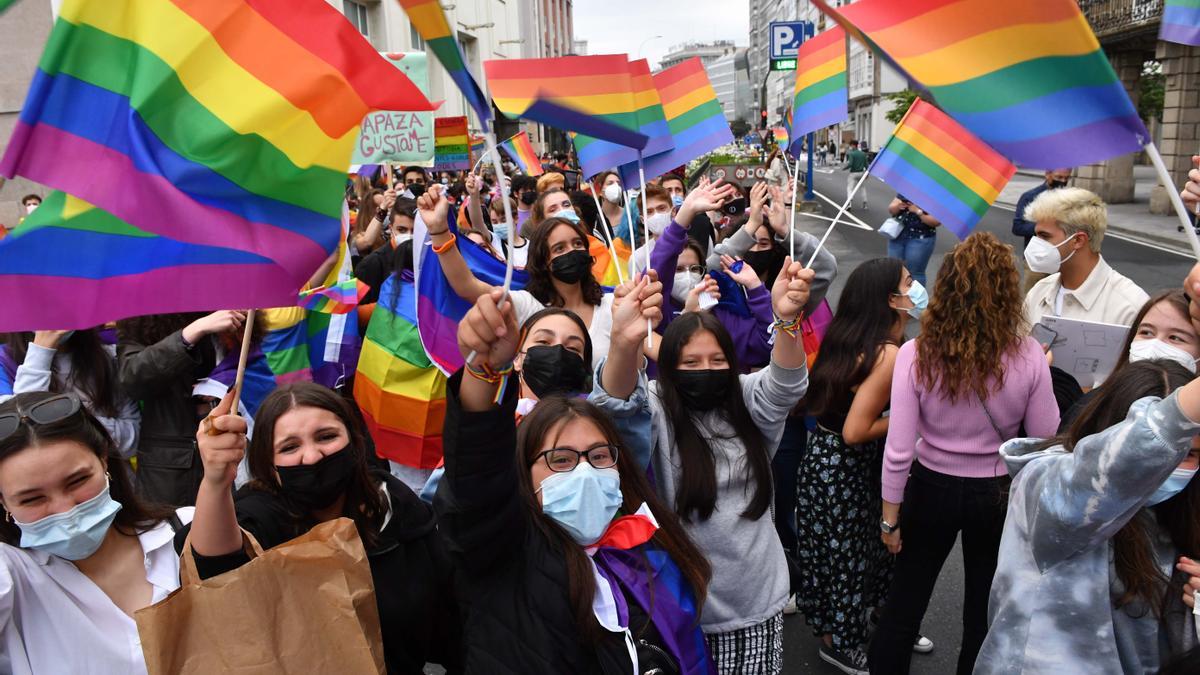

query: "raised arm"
xmin=597 ymin=273 xmax=663 ymax=401
xmin=418 ymin=186 xmax=495 ymax=302
xmin=465 ymin=173 xmax=487 ymax=235
xmin=672 ymin=178 xmax=738 ymax=270
xmin=352 ymin=188 xmax=395 ymax=254
xmin=117 ymin=311 xmax=243 ymax=399
xmin=191 ymin=391 xmax=247 ymax=558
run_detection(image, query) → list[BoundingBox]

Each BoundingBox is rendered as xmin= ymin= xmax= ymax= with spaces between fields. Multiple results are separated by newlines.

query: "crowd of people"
xmin=1 ymin=151 xmax=1200 ymax=675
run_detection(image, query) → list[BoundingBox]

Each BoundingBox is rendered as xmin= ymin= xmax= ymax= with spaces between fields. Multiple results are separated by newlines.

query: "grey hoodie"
xmin=976 ymin=393 xmax=1200 ymax=675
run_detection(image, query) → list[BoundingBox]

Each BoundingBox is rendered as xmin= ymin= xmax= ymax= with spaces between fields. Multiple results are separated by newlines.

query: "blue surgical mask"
xmin=537 ymin=464 xmax=622 ymax=545
xmin=896 ymin=280 xmax=928 ymax=319
xmin=671 ymin=195 xmax=684 ymax=208
xmin=493 ymin=221 xmax=510 ymax=239
xmin=16 ymin=479 xmax=122 ymax=560
xmin=1146 ymin=466 xmax=1197 ymax=506
xmin=557 ymin=209 xmax=581 ymax=224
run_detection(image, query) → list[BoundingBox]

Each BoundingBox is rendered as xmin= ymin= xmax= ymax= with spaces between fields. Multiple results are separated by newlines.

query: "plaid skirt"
xmin=704 ymin=612 xmax=784 ymax=674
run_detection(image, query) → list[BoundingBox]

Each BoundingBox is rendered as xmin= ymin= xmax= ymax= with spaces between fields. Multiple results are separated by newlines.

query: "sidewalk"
xmin=995 ymin=165 xmax=1193 ymax=255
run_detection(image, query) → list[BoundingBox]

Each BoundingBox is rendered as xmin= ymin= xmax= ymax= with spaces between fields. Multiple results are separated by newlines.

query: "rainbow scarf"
xmin=498 ymin=131 xmax=544 ymax=176
xmin=871 ymin=99 xmax=1016 ymax=240
xmin=812 ymin=0 xmax=1149 ymax=169
xmin=1161 ymin=0 xmax=1200 ymax=45
xmin=789 ymin=26 xmax=847 ymax=154
xmin=395 ymin=0 xmax=492 ymax=125
xmin=619 ymin=57 xmax=733 ymax=188
xmin=0 ymin=0 xmax=435 ymax=322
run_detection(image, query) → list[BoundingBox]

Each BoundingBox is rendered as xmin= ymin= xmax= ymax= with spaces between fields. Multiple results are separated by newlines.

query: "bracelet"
xmin=427 ymin=228 xmax=450 ymax=237
xmin=465 ymin=361 xmax=515 ymax=404
xmin=432 ymin=234 xmax=457 ymax=254
xmin=374 ymin=208 xmax=389 ymax=221
xmin=773 ymin=314 xmax=803 ymax=339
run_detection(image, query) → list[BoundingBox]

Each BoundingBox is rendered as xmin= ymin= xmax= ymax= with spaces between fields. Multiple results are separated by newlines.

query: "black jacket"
xmin=181 ymin=473 xmax=462 ymax=674
xmin=435 ymin=372 xmax=635 ymax=674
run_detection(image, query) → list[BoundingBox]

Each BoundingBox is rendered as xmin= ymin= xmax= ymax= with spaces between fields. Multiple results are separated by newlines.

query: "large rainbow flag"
xmin=629 ymin=58 xmax=675 ymax=158
xmin=0 ymin=0 xmax=433 ymax=328
xmin=871 ymin=99 xmax=1016 ymax=240
xmin=395 ymin=0 xmax=492 ymax=125
xmin=485 ymin=55 xmax=640 ymax=179
xmin=790 ymin=27 xmax=847 ymax=153
xmin=499 ymin=131 xmax=544 ymax=176
xmin=355 ymin=274 xmax=447 ymax=469
xmin=812 ymin=0 xmax=1149 ymax=169
xmin=619 ymin=57 xmax=733 ymax=188
xmin=1161 ymin=0 xmax=1200 ymax=46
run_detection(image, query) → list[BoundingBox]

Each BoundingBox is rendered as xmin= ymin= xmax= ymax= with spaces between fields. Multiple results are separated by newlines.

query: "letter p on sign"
xmin=769 ymin=21 xmax=807 ymax=59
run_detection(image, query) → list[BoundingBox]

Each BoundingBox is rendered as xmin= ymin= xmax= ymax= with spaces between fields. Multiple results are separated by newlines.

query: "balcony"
xmin=1079 ymin=0 xmax=1163 ymax=41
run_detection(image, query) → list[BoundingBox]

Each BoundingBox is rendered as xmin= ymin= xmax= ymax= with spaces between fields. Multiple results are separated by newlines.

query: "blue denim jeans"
xmin=887 ymin=234 xmax=937 ymax=287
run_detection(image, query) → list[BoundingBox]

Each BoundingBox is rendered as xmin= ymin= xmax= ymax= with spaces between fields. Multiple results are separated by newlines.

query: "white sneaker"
xmin=913 ymin=634 xmax=934 ymax=654
xmin=783 ymin=593 xmax=798 ymax=615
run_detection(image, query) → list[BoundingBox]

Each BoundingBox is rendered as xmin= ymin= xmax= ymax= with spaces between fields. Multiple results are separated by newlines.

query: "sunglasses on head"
xmin=0 ymin=394 xmax=83 ymax=443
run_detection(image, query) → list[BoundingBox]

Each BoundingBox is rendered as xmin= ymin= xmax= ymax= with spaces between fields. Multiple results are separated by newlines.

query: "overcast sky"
xmin=572 ymin=1 xmax=750 ymax=70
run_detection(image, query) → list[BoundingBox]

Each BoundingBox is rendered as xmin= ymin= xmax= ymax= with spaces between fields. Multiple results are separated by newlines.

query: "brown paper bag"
xmin=135 ymin=517 xmax=385 ymax=674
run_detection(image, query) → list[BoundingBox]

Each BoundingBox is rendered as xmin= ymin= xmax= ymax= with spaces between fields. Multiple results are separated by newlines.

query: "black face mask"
xmin=550 ymin=249 xmax=592 ymax=284
xmin=520 ymin=191 xmax=537 ymax=206
xmin=521 ymin=345 xmax=588 ymax=398
xmin=407 ymin=182 xmax=427 ymax=198
xmin=674 ymin=369 xmax=730 ymax=412
xmin=742 ymin=249 xmax=777 ymax=278
xmin=1049 ymin=180 xmax=1068 ymax=189
xmin=276 ymin=447 xmax=354 ymax=511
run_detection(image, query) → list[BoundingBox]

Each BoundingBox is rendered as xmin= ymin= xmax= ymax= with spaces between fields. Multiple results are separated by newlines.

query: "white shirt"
xmin=0 ymin=510 xmax=191 ymax=675
xmin=490 ymin=233 xmax=529 ymax=268
xmin=1024 ymin=256 xmax=1149 ymax=329
xmin=510 ymin=291 xmax=615 ymax=370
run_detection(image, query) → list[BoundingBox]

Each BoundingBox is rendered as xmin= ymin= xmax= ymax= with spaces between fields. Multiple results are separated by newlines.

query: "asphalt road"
xmin=782 ymin=168 xmax=1196 ymax=674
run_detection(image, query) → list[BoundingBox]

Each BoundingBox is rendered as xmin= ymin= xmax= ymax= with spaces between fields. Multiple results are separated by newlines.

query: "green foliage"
xmin=1139 ymin=60 xmax=1164 ymax=123
xmin=730 ymin=118 xmax=752 ymax=138
xmin=884 ymin=89 xmax=919 ymax=124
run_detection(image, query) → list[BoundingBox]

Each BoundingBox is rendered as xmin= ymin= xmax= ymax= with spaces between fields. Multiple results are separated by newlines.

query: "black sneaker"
xmin=818 ymin=644 xmax=869 ymax=675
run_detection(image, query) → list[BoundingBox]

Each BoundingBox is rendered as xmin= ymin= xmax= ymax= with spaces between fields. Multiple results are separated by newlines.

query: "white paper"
xmin=1039 ymin=315 xmax=1130 ymax=389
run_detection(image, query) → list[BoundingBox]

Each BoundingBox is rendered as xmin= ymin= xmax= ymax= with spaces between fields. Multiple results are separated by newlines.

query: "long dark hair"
xmin=516 ymin=397 xmax=711 ymax=643
xmin=0 ymin=392 xmax=175 ymax=544
xmin=2 ymin=329 xmax=121 ymax=417
xmin=1041 ymin=360 xmax=1199 ymax=618
xmin=524 ymin=216 xmax=604 ymax=308
xmin=808 ymin=258 xmax=905 ymax=417
xmin=245 ymin=383 xmax=388 ymax=550
xmin=656 ymin=312 xmax=772 ymax=521
xmin=1110 ymin=289 xmax=1192 ymax=375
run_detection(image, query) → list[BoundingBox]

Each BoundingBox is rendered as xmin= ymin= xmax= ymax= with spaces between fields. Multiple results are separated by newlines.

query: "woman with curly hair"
xmin=868 ymin=232 xmax=1060 ymax=675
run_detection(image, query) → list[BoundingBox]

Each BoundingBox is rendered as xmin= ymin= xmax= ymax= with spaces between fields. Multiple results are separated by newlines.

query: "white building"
xmin=709 ymin=48 xmax=753 ymax=125
xmin=660 ymin=40 xmax=738 ymax=71
xmin=844 ymin=32 xmax=904 ymax=152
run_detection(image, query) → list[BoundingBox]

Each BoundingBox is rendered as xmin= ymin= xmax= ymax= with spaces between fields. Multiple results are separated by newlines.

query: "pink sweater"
xmin=882 ymin=337 xmax=1059 ymax=503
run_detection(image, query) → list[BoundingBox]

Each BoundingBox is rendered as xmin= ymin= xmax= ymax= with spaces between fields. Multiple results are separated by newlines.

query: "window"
xmin=343 ymin=0 xmax=369 ymax=38
xmin=409 ymin=24 xmax=425 ymax=50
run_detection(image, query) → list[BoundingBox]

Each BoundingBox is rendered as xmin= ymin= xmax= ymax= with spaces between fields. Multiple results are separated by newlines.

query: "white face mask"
xmin=1128 ymin=338 xmax=1198 ymax=373
xmin=646 ymin=212 xmax=671 ymax=236
xmin=1023 ymin=234 xmax=1079 ymax=274
xmin=603 ymin=183 xmax=623 ymax=204
xmin=393 ymin=233 xmax=413 ymax=246
xmin=672 ymin=271 xmax=701 ymax=305
xmin=25 ymin=203 xmax=38 ymax=214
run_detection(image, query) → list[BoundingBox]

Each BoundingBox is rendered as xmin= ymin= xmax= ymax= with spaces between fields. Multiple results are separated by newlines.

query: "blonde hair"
xmin=1023 ymin=187 xmax=1107 ymax=253
xmin=536 ymin=172 xmax=566 ymax=193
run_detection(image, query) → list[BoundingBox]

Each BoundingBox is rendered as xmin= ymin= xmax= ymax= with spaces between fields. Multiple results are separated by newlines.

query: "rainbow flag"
xmin=591 ymin=235 xmax=632 ymax=287
xmin=790 ymin=26 xmax=847 ymax=154
xmin=260 ymin=306 xmax=315 ymax=385
xmin=773 ymin=126 xmax=789 ymax=147
xmin=433 ymin=115 xmax=470 ymax=170
xmin=0 ymin=0 xmax=433 ymax=327
xmin=1161 ymin=0 xmax=1200 ymax=45
xmin=396 ymin=0 xmax=492 ymax=125
xmin=469 ymin=134 xmax=487 ymax=158
xmin=871 ymin=100 xmax=1016 ymax=240
xmin=618 ymin=57 xmax=733 ymax=188
xmin=0 ymin=191 xmax=281 ymax=331
xmin=520 ymin=98 xmax=648 ymax=150
xmin=485 ymin=55 xmax=640 ymax=179
xmin=499 ymin=131 xmax=544 ymax=176
xmin=415 ymin=208 xmax=529 ymax=375
xmin=297 ymin=278 xmax=368 ymax=314
xmin=355 ymin=274 xmax=447 ymax=469
xmin=813 ymin=0 xmax=1149 ymax=169
xmin=629 ymin=58 xmax=675 ymax=158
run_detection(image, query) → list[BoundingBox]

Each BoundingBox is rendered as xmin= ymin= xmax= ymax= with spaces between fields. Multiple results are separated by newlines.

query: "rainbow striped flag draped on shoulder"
xmin=0 ymin=0 xmax=432 ymax=329
xmin=871 ymin=99 xmax=1016 ymax=239
xmin=812 ymin=0 xmax=1149 ymax=169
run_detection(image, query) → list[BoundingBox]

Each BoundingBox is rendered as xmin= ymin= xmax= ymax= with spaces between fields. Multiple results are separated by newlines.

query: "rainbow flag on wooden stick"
xmin=871 ymin=99 xmax=1016 ymax=240
xmin=1161 ymin=0 xmax=1200 ymax=45
xmin=811 ymin=0 xmax=1149 ymax=169
xmin=396 ymin=0 xmax=492 ymax=125
xmin=790 ymin=27 xmax=848 ymax=154
xmin=498 ymin=131 xmax=544 ymax=176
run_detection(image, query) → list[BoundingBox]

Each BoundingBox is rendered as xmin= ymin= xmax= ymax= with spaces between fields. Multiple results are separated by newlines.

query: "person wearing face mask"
xmin=16 ymin=194 xmax=41 ymax=228
xmin=463 ymin=173 xmax=529 ymax=268
xmin=401 ymin=166 xmax=429 ymax=199
xmin=510 ymin=174 xmax=538 ymax=234
xmin=796 ymin=259 xmax=931 ymax=674
xmin=594 ymin=258 xmax=814 ymax=674
xmin=871 ymin=233 xmax=1059 ymax=675
xmin=629 ymin=185 xmax=674 ymax=274
xmin=976 ymin=357 xmax=1200 ymax=674
xmin=1012 ymin=168 xmax=1073 ymax=295
xmin=660 ymin=173 xmax=715 ymax=254
xmin=191 ymin=383 xmax=462 ymax=673
xmin=593 ymin=171 xmax=628 ymax=241
xmin=0 ymin=392 xmax=184 ymax=674
xmin=441 ymin=284 xmax=714 ymax=674
xmin=885 ymin=195 xmax=941 ymax=288
xmin=421 ymin=185 xmax=655 ymax=369
xmin=1022 ymin=187 xmax=1149 ymax=329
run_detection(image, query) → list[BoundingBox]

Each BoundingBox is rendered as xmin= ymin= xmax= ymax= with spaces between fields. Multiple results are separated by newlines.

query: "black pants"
xmin=772 ymin=415 xmax=807 ymax=556
xmin=868 ymin=462 xmax=1009 ymax=675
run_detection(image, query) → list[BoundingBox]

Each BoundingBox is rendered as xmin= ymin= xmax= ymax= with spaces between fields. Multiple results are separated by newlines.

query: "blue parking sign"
xmin=769 ymin=21 xmax=810 ymax=60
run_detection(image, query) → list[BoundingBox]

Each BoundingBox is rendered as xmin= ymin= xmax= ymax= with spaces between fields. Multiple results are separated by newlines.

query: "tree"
xmin=730 ymin=118 xmax=752 ymax=139
xmin=884 ymin=89 xmax=919 ymax=124
xmin=1139 ymin=60 xmax=1164 ymax=123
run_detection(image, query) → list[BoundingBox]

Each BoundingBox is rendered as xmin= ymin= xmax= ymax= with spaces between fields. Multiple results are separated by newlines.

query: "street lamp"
xmin=637 ymin=35 xmax=663 ymax=59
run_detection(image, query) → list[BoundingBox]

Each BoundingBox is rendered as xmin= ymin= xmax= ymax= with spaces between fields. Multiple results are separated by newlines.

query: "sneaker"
xmin=783 ymin=593 xmax=798 ymax=615
xmin=818 ymin=645 xmax=869 ymax=675
xmin=913 ymin=634 xmax=934 ymax=654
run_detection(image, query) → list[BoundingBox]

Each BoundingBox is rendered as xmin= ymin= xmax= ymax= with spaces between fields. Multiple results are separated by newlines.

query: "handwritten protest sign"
xmin=433 ymin=116 xmax=470 ymax=171
xmin=351 ymin=52 xmax=434 ymax=166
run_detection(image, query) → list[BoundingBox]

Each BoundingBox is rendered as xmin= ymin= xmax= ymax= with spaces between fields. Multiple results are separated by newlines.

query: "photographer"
xmin=886 ymin=194 xmax=941 ymax=287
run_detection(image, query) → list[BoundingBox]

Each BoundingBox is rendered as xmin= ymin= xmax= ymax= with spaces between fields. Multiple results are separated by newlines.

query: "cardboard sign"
xmin=351 ymin=52 xmax=434 ymax=166
xmin=433 ymin=116 xmax=470 ymax=171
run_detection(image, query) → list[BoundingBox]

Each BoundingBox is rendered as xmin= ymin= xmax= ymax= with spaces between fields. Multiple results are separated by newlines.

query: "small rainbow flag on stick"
xmin=790 ymin=27 xmax=847 ymax=154
xmin=1161 ymin=0 xmax=1200 ymax=46
xmin=871 ymin=99 xmax=1016 ymax=240
xmin=297 ymin=278 xmax=368 ymax=314
xmin=395 ymin=0 xmax=493 ymax=125
xmin=499 ymin=131 xmax=544 ymax=176
xmin=812 ymin=0 xmax=1149 ymax=169
xmin=619 ymin=57 xmax=733 ymax=188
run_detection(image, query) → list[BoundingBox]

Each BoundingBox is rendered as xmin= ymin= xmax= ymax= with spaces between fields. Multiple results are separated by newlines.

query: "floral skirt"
xmin=794 ymin=424 xmax=894 ymax=651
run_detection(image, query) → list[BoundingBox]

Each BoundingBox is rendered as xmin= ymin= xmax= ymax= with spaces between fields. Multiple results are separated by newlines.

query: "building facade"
xmin=660 ymin=40 xmax=738 ymax=71
xmin=709 ymin=48 xmax=753 ymax=125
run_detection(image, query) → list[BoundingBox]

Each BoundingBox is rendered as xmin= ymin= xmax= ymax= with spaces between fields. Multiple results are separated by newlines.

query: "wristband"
xmin=375 ymin=207 xmax=389 ymax=221
xmin=432 ymin=234 xmax=457 ymax=255
xmin=465 ymin=361 xmax=515 ymax=404
xmin=773 ymin=315 xmax=803 ymax=339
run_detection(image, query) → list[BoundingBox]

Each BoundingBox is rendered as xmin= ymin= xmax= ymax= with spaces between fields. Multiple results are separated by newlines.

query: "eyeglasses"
xmin=677 ymin=265 xmax=705 ymax=276
xmin=534 ymin=444 xmax=620 ymax=473
xmin=0 ymin=394 xmax=82 ymax=443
